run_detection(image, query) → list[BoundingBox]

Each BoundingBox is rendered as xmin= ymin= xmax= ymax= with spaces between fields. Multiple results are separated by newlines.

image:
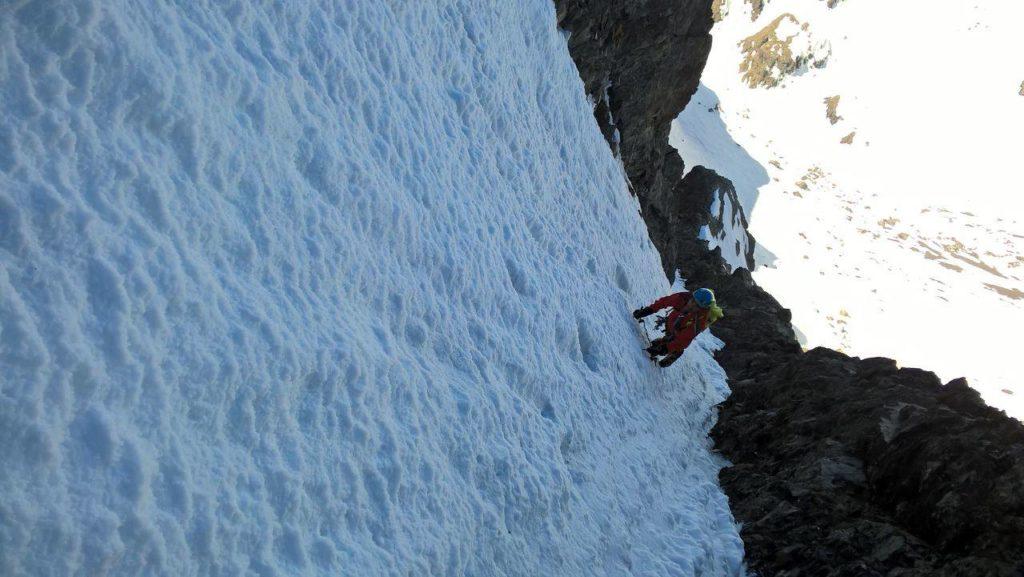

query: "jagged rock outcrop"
xmin=738 ymin=13 xmax=831 ymax=89
xmin=555 ymin=0 xmax=713 ymax=212
xmin=824 ymin=95 xmax=842 ymax=125
xmin=645 ymin=165 xmax=757 ymax=274
xmin=699 ymin=168 xmax=757 ymax=270
xmin=555 ymin=1 xmax=1024 ymax=575
xmin=714 ymin=348 xmax=1024 ymax=576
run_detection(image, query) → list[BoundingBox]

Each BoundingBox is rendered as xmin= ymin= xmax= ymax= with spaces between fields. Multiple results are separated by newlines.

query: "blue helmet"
xmin=693 ymin=288 xmax=715 ymax=308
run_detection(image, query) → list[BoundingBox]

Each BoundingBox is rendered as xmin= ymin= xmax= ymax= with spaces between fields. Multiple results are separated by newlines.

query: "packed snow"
xmin=674 ymin=0 xmax=1024 ymax=418
xmin=0 ymin=1 xmax=745 ymax=575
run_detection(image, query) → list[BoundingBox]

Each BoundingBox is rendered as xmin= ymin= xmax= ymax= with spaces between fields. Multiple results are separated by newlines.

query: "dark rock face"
xmin=555 ymin=1 xmax=1024 ymax=575
xmin=714 ymin=348 xmax=1024 ymax=576
xmin=555 ymin=0 xmax=713 ymax=212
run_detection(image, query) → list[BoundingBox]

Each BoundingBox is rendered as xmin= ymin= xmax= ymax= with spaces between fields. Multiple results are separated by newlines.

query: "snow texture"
xmin=0 ymin=2 xmax=744 ymax=576
xmin=675 ymin=0 xmax=1024 ymax=418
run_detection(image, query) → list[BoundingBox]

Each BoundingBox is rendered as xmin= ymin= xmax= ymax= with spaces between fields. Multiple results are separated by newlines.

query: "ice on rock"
xmin=0 ymin=2 xmax=744 ymax=576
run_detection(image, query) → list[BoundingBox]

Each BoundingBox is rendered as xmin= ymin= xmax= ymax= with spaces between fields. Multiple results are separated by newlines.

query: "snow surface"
xmin=674 ymin=0 xmax=1024 ymax=418
xmin=0 ymin=2 xmax=745 ymax=575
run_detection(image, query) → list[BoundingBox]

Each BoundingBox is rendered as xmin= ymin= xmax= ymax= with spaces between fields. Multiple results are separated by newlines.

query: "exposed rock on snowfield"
xmin=713 ymin=350 xmax=1024 ymax=576
xmin=688 ymin=168 xmax=757 ymax=272
xmin=712 ymin=0 xmax=729 ymax=22
xmin=738 ymin=14 xmax=830 ymax=88
xmin=745 ymin=0 xmax=767 ymax=22
xmin=557 ymin=1 xmax=1024 ymax=575
xmin=824 ymin=94 xmax=842 ymax=124
xmin=695 ymin=0 xmax=1024 ymax=413
xmin=840 ymin=130 xmax=855 ymax=144
xmin=705 ymin=177 xmax=757 ymax=271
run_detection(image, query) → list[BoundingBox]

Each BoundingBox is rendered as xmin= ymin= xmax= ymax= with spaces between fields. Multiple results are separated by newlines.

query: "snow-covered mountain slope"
xmin=0 ymin=2 xmax=744 ymax=575
xmin=673 ymin=0 xmax=1024 ymax=418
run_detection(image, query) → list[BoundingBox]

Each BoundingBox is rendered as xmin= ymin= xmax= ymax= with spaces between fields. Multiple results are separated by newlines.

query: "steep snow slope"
xmin=673 ymin=0 xmax=1024 ymax=418
xmin=0 ymin=2 xmax=744 ymax=576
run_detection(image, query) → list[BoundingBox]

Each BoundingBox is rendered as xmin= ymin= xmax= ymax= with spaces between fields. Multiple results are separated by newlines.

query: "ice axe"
xmin=637 ymin=316 xmax=652 ymax=347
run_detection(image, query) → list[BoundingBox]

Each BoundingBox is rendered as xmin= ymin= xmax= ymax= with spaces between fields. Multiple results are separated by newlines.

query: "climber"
xmin=632 ymin=288 xmax=723 ymax=367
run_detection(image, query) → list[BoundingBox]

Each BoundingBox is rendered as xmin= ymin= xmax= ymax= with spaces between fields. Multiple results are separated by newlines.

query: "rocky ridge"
xmin=738 ymin=13 xmax=831 ymax=89
xmin=555 ymin=0 xmax=713 ymax=216
xmin=555 ymin=1 xmax=1024 ymax=575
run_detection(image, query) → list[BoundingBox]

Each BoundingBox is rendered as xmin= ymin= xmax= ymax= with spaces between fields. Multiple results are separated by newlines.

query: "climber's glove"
xmin=633 ymin=306 xmax=653 ymax=320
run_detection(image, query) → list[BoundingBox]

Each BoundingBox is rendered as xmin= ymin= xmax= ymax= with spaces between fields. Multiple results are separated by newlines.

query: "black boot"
xmin=646 ymin=341 xmax=667 ymax=357
xmin=658 ymin=352 xmax=682 ymax=367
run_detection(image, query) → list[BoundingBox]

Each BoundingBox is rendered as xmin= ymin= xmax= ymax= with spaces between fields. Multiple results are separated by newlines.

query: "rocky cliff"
xmin=555 ymin=1 xmax=1024 ymax=575
xmin=555 ymin=0 xmax=712 ymax=216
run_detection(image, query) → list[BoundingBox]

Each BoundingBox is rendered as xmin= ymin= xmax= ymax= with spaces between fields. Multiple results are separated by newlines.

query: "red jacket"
xmin=647 ymin=292 xmax=713 ymax=353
